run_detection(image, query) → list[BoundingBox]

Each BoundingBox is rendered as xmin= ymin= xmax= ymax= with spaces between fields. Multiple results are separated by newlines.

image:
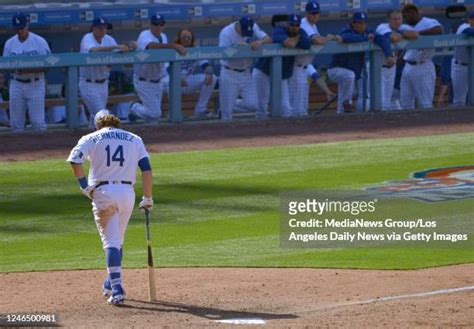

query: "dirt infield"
xmin=1 ymin=108 xmax=474 ymax=162
xmin=1 ymin=265 xmax=473 ymax=327
xmin=1 ymin=110 xmax=473 ymax=327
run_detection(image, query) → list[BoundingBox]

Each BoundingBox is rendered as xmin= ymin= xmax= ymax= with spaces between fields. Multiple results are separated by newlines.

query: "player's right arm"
xmin=67 ymin=136 xmax=94 ymax=199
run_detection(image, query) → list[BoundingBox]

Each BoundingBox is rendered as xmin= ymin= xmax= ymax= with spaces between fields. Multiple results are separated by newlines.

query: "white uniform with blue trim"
xmin=67 ymin=127 xmax=149 ymax=249
xmin=400 ymin=17 xmax=441 ymax=109
xmin=218 ymin=22 xmax=267 ymax=120
xmin=451 ymin=23 xmax=471 ymax=107
xmin=375 ymin=23 xmax=411 ymax=111
xmin=131 ymin=30 xmax=168 ymax=121
xmin=79 ymin=33 xmax=118 ymax=127
xmin=3 ymin=32 xmax=50 ymax=132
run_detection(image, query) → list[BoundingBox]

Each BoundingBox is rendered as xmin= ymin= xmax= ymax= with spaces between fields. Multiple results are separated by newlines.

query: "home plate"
xmin=215 ymin=318 xmax=266 ymax=325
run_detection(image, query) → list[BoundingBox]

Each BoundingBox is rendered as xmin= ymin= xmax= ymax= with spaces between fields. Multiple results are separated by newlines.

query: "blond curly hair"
xmin=96 ymin=114 xmax=121 ymax=129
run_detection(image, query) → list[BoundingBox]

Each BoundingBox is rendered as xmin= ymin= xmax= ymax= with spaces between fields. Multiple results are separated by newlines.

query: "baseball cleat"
xmin=102 ymin=277 xmax=112 ymax=298
xmin=107 ymin=285 xmax=126 ymax=306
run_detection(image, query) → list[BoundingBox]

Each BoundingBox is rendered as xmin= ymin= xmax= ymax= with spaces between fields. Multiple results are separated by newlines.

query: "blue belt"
xmin=95 ymin=181 xmax=132 ymax=188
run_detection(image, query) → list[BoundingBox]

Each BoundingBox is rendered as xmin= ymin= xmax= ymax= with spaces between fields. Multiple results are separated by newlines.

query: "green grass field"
xmin=1 ymin=132 xmax=473 ymax=272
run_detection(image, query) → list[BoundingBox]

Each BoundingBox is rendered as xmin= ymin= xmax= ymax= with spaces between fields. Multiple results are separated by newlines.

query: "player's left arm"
xmin=250 ymin=25 xmax=272 ymax=50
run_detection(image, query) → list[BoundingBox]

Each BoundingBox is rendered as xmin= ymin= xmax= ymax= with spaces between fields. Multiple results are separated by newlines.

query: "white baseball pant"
xmin=79 ymin=78 xmax=109 ymax=128
xmin=219 ymin=67 xmax=258 ymax=120
xmin=400 ymin=61 xmax=435 ymax=110
xmin=163 ymin=74 xmax=218 ymax=115
xmin=451 ymin=59 xmax=468 ymax=107
xmin=288 ymin=65 xmax=310 ymax=116
xmin=131 ymin=76 xmax=164 ymax=121
xmin=253 ymin=68 xmax=293 ymax=119
xmin=9 ymin=78 xmax=46 ymax=132
xmin=327 ymin=67 xmax=355 ymax=114
xmin=92 ymin=184 xmax=135 ymax=250
xmin=381 ymin=66 xmax=396 ymax=111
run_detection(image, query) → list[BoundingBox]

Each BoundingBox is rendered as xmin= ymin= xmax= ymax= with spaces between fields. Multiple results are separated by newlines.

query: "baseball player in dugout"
xmin=328 ymin=12 xmax=389 ymax=114
xmin=253 ymin=14 xmax=311 ymax=118
xmin=218 ymin=16 xmax=271 ymax=120
xmin=289 ymin=1 xmax=338 ymax=116
xmin=67 ymin=110 xmax=153 ymax=306
xmin=79 ymin=16 xmax=136 ymax=128
xmin=451 ymin=10 xmax=474 ymax=107
xmin=375 ymin=10 xmax=419 ymax=111
xmin=130 ymin=14 xmax=187 ymax=122
xmin=162 ymin=28 xmax=218 ymax=117
xmin=3 ymin=13 xmax=51 ymax=132
xmin=400 ymin=4 xmax=443 ymax=110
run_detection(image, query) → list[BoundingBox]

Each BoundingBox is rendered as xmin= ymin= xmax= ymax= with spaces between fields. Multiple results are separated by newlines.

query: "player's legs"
xmin=413 ymin=61 xmax=435 ymax=109
xmin=219 ymin=68 xmax=240 ymax=120
xmin=24 ymin=79 xmax=47 ymax=131
xmin=381 ymin=66 xmax=396 ymax=111
xmin=281 ymin=79 xmax=294 ymax=117
xmin=400 ymin=65 xmax=416 ymax=110
xmin=9 ymin=80 xmax=28 ymax=132
xmin=132 ymin=77 xmax=163 ymax=121
xmin=79 ymin=79 xmax=109 ymax=128
xmin=327 ymin=67 xmax=355 ymax=114
xmin=189 ymin=74 xmax=217 ymax=115
xmin=288 ymin=65 xmax=309 ymax=116
xmin=238 ymin=71 xmax=259 ymax=113
xmin=116 ymin=186 xmax=135 ymax=246
xmin=252 ymin=69 xmax=270 ymax=119
xmin=451 ymin=60 xmax=468 ymax=107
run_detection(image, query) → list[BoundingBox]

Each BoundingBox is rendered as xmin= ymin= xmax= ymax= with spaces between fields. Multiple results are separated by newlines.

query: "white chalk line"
xmin=297 ymin=285 xmax=474 ymax=314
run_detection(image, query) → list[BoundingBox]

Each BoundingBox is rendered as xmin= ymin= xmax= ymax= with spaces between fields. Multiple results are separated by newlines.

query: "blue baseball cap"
xmin=92 ymin=16 xmax=108 ymax=27
xmin=467 ymin=10 xmax=474 ymax=18
xmin=239 ymin=16 xmax=254 ymax=37
xmin=151 ymin=13 xmax=165 ymax=26
xmin=288 ymin=14 xmax=302 ymax=25
xmin=12 ymin=13 xmax=28 ymax=30
xmin=305 ymin=1 xmax=320 ymax=14
xmin=352 ymin=11 xmax=368 ymax=22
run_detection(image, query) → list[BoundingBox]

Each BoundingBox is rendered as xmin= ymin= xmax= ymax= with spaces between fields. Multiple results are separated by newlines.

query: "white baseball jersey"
xmin=375 ymin=22 xmax=412 ymax=36
xmin=219 ymin=22 xmax=268 ymax=70
xmin=454 ymin=23 xmax=470 ymax=63
xmin=67 ymin=127 xmax=149 ymax=186
xmin=3 ymin=31 xmax=51 ymax=80
xmin=297 ymin=17 xmax=320 ymax=65
xmin=134 ymin=30 xmax=168 ymax=80
xmin=403 ymin=17 xmax=441 ymax=62
xmin=80 ymin=33 xmax=117 ymax=80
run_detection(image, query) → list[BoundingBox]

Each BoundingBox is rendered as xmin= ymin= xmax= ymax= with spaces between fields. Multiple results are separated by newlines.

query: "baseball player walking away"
xmin=79 ymin=16 xmax=135 ymax=128
xmin=218 ymin=16 xmax=271 ymax=120
xmin=67 ymin=109 xmax=154 ymax=306
xmin=130 ymin=14 xmax=187 ymax=122
xmin=400 ymin=4 xmax=443 ymax=110
xmin=162 ymin=28 xmax=218 ymax=117
xmin=451 ymin=10 xmax=474 ymax=107
xmin=289 ymin=1 xmax=339 ymax=116
xmin=375 ymin=10 xmax=419 ymax=111
xmin=3 ymin=13 xmax=51 ymax=132
xmin=328 ymin=12 xmax=389 ymax=114
xmin=253 ymin=14 xmax=311 ymax=118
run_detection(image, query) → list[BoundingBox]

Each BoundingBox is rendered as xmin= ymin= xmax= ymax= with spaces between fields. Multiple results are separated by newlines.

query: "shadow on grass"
xmin=122 ymin=299 xmax=298 ymax=321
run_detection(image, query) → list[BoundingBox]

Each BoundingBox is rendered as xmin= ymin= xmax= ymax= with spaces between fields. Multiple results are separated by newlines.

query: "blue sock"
xmin=106 ymin=247 xmax=122 ymax=290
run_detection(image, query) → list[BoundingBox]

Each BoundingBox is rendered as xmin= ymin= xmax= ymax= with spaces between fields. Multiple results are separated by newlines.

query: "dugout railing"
xmin=0 ymin=33 xmax=473 ymax=129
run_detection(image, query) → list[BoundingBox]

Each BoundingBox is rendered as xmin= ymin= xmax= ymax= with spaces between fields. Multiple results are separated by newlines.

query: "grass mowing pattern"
xmin=0 ymin=133 xmax=473 ymax=272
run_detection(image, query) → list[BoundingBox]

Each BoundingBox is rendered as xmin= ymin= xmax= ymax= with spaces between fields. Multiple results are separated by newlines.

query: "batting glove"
xmin=139 ymin=196 xmax=154 ymax=211
xmin=81 ymin=186 xmax=95 ymax=200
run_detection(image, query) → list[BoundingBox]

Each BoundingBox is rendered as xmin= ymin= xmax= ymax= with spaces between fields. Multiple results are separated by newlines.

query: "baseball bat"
xmin=144 ymin=208 xmax=157 ymax=301
xmin=312 ymin=94 xmax=338 ymax=115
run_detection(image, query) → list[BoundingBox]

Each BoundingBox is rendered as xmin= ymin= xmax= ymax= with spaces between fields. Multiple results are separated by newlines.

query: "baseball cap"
xmin=467 ymin=9 xmax=474 ymax=18
xmin=305 ymin=1 xmax=320 ymax=14
xmin=352 ymin=11 xmax=368 ymax=22
xmin=151 ymin=14 xmax=165 ymax=26
xmin=288 ymin=14 xmax=302 ymax=25
xmin=92 ymin=16 xmax=108 ymax=27
xmin=12 ymin=13 xmax=28 ymax=30
xmin=94 ymin=109 xmax=112 ymax=126
xmin=239 ymin=16 xmax=254 ymax=37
